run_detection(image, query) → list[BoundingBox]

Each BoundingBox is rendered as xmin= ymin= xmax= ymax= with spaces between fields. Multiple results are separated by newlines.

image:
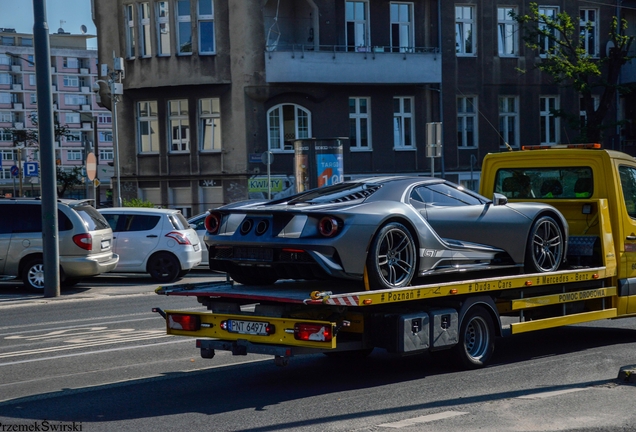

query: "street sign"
xmin=93 ymin=178 xmax=101 ymax=187
xmin=86 ymin=152 xmax=97 ymax=180
xmin=24 ymin=162 xmax=39 ymax=177
xmin=10 ymin=165 xmax=19 ymax=177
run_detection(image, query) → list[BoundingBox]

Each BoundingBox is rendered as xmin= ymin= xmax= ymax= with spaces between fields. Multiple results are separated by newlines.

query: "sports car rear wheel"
xmin=525 ymin=215 xmax=564 ymax=273
xmin=366 ymin=222 xmax=417 ymax=290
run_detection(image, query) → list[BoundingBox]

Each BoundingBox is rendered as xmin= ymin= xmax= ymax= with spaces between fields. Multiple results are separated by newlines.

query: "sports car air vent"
xmin=330 ymin=185 xmax=381 ymax=203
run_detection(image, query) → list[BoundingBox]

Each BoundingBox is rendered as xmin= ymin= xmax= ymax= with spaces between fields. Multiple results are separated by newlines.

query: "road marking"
xmin=517 ymin=388 xmax=587 ymax=399
xmin=378 ymin=411 xmax=469 ymax=428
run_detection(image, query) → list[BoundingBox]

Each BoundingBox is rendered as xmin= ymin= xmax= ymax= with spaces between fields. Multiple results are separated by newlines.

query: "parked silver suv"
xmin=0 ymin=198 xmax=119 ymax=292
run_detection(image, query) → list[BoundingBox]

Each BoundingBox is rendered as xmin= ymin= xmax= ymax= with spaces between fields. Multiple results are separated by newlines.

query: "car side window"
xmin=125 ymin=215 xmax=161 ymax=232
xmin=619 ymin=165 xmax=636 ymax=219
xmin=102 ymin=214 xmax=120 ymax=232
xmin=0 ymin=205 xmax=14 ymax=234
xmin=13 ymin=204 xmax=42 ymax=233
xmin=414 ymin=184 xmax=482 ymax=207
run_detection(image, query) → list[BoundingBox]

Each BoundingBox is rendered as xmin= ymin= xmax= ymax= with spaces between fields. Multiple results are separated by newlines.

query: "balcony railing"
xmin=264 ymin=44 xmax=441 ymax=84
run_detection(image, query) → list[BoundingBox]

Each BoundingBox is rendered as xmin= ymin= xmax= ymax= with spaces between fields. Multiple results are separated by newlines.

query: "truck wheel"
xmin=22 ymin=258 xmax=45 ymax=292
xmin=147 ymin=252 xmax=181 ymax=283
xmin=525 ymin=215 xmax=564 ymax=273
xmin=366 ymin=222 xmax=417 ymax=290
xmin=453 ymin=306 xmax=494 ymax=369
xmin=230 ymin=270 xmax=278 ymax=286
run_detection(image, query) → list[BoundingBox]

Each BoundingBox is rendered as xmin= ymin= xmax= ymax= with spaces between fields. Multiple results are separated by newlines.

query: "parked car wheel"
xmin=147 ymin=252 xmax=181 ymax=283
xmin=525 ymin=215 xmax=564 ymax=273
xmin=452 ymin=306 xmax=495 ymax=369
xmin=366 ymin=222 xmax=417 ymax=290
xmin=22 ymin=258 xmax=45 ymax=292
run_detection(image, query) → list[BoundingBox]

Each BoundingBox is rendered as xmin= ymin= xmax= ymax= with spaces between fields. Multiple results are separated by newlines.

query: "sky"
xmin=0 ymin=0 xmax=96 ymax=47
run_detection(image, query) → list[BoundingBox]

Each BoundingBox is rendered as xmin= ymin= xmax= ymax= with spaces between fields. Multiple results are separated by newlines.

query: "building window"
xmin=199 ymin=98 xmax=221 ymax=151
xmin=198 ymin=0 xmax=215 ymax=54
xmin=67 ymin=149 xmax=83 ymax=160
xmin=0 ymin=111 xmax=12 ymax=122
xmin=1 ymin=36 xmax=15 ymax=46
xmin=98 ymin=113 xmax=112 ymax=124
xmin=63 ymin=57 xmax=79 ymax=68
xmin=64 ymin=94 xmax=88 ymax=105
xmin=137 ymin=101 xmax=159 ymax=153
xmin=99 ymin=131 xmax=113 ymax=142
xmin=349 ymin=97 xmax=371 ymax=150
xmin=125 ymin=4 xmax=136 ymax=58
xmin=457 ymin=96 xmax=477 ymax=147
xmin=580 ymin=95 xmax=600 ymax=129
xmin=0 ymin=93 xmax=11 ymax=104
xmin=580 ymin=8 xmax=598 ymax=57
xmin=0 ymin=73 xmax=11 ymax=85
xmin=0 ymin=149 xmax=14 ymax=159
xmin=393 ymin=96 xmax=414 ymax=149
xmin=538 ymin=6 xmax=558 ymax=57
xmin=455 ymin=5 xmax=475 ymax=55
xmin=540 ymin=96 xmax=559 ymax=145
xmin=156 ymin=1 xmax=171 ymax=56
xmin=100 ymin=148 xmax=114 ymax=161
xmin=139 ymin=2 xmax=152 ymax=57
xmin=390 ymin=3 xmax=413 ymax=53
xmin=29 ymin=93 xmax=36 ymax=104
xmin=498 ymin=7 xmax=517 ymax=56
xmin=267 ymin=104 xmax=311 ymax=152
xmin=498 ymin=96 xmax=518 ymax=148
xmin=168 ymin=99 xmax=190 ymax=152
xmin=65 ymin=112 xmax=80 ymax=124
xmin=66 ymin=132 xmax=82 ymax=142
xmin=0 ymin=55 xmax=10 ymax=66
xmin=176 ymin=0 xmax=192 ymax=54
xmin=28 ymin=74 xmax=36 ymax=86
xmin=345 ymin=1 xmax=369 ymax=51
xmin=63 ymin=75 xmax=79 ymax=87
xmin=20 ymin=37 xmax=33 ymax=47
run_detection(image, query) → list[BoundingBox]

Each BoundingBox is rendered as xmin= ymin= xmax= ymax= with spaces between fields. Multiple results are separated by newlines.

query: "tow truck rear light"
xmin=72 ymin=233 xmax=93 ymax=251
xmin=168 ymin=314 xmax=201 ymax=331
xmin=294 ymin=323 xmax=332 ymax=342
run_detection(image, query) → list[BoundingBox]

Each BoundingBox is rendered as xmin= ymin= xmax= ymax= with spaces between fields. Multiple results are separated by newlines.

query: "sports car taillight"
xmin=166 ymin=231 xmax=192 ymax=245
xmin=318 ymin=216 xmax=341 ymax=238
xmin=205 ymin=212 xmax=223 ymax=234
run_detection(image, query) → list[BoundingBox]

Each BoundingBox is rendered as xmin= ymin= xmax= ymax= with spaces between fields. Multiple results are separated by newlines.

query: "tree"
xmin=56 ymin=166 xmax=84 ymax=198
xmin=512 ymin=3 xmax=634 ymax=143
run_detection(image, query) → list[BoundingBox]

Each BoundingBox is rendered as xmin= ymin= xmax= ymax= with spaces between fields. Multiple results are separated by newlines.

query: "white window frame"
xmin=0 ymin=111 xmax=12 ymax=122
xmin=0 ymin=55 xmax=10 ymax=66
xmin=64 ymin=94 xmax=88 ymax=106
xmin=29 ymin=93 xmax=36 ymax=104
xmin=169 ymin=99 xmax=190 ymax=153
xmin=393 ymin=96 xmax=415 ymax=149
xmin=345 ymin=1 xmax=369 ymax=51
xmin=457 ymin=96 xmax=478 ymax=148
xmin=349 ymin=97 xmax=371 ymax=151
xmin=538 ymin=6 xmax=559 ymax=58
xmin=156 ymin=1 xmax=171 ymax=56
xmin=28 ymin=74 xmax=36 ymax=86
xmin=540 ymin=96 xmax=559 ymax=145
xmin=65 ymin=112 xmax=80 ymax=124
xmin=0 ymin=149 xmax=14 ymax=160
xmin=0 ymin=93 xmax=11 ymax=104
xmin=199 ymin=98 xmax=221 ymax=151
xmin=67 ymin=149 xmax=83 ymax=161
xmin=66 ymin=131 xmax=82 ymax=142
xmin=99 ymin=130 xmax=113 ymax=142
xmin=0 ymin=73 xmax=11 ymax=85
xmin=63 ymin=75 xmax=79 ymax=87
xmin=455 ymin=5 xmax=476 ymax=56
xmin=390 ymin=2 xmax=414 ymax=53
xmin=580 ymin=95 xmax=600 ymax=129
xmin=125 ymin=4 xmax=136 ymax=59
xmin=137 ymin=101 xmax=159 ymax=153
xmin=176 ymin=0 xmax=192 ymax=55
xmin=267 ymin=104 xmax=311 ymax=152
xmin=580 ymin=8 xmax=598 ymax=57
xmin=63 ymin=57 xmax=79 ymax=68
xmin=498 ymin=6 xmax=518 ymax=57
xmin=100 ymin=148 xmax=114 ymax=161
xmin=98 ymin=113 xmax=112 ymax=125
xmin=139 ymin=2 xmax=152 ymax=57
xmin=498 ymin=96 xmax=519 ymax=148
xmin=198 ymin=0 xmax=215 ymax=54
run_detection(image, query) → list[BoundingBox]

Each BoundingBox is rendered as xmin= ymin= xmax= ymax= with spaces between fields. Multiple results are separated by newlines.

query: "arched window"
xmin=267 ymin=104 xmax=311 ymax=152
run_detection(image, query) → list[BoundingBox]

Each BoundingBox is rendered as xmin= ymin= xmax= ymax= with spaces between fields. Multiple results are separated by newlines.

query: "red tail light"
xmin=72 ymin=233 xmax=93 ymax=251
xmin=165 ymin=231 xmax=192 ymax=245
xmin=318 ymin=216 xmax=341 ymax=238
xmin=168 ymin=314 xmax=201 ymax=331
xmin=205 ymin=212 xmax=223 ymax=234
xmin=294 ymin=323 xmax=332 ymax=342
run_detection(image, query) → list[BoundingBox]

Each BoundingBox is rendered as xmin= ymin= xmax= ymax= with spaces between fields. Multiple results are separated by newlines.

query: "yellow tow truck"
xmin=154 ymin=144 xmax=636 ymax=368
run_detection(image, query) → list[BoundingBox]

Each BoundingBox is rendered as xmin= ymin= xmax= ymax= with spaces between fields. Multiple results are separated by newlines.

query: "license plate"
xmin=234 ymin=247 xmax=273 ymax=261
xmin=226 ymin=320 xmax=270 ymax=335
xmin=101 ymin=239 xmax=111 ymax=250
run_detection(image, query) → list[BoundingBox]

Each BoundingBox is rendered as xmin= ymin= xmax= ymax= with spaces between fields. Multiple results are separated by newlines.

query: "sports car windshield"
xmin=274 ymin=182 xmax=382 ymax=205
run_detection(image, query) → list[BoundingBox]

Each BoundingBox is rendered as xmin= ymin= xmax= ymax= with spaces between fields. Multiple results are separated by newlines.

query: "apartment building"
xmin=91 ymin=0 xmax=636 ymax=214
xmin=0 ymin=27 xmax=114 ymax=201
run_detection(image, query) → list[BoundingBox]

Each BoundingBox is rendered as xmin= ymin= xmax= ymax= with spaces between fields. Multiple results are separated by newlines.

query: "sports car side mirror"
xmin=493 ymin=193 xmax=508 ymax=206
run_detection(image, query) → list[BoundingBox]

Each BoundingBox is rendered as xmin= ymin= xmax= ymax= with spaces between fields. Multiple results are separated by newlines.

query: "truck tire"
xmin=366 ymin=222 xmax=417 ymax=290
xmin=525 ymin=215 xmax=564 ymax=273
xmin=22 ymin=257 xmax=45 ymax=292
xmin=453 ymin=306 xmax=495 ymax=369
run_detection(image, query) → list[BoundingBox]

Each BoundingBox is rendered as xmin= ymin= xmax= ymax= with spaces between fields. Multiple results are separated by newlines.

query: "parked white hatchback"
xmin=98 ymin=207 xmax=201 ymax=282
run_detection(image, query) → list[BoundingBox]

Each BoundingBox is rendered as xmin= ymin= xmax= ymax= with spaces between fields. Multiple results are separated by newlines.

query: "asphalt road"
xmin=0 ymin=271 xmax=635 ymax=431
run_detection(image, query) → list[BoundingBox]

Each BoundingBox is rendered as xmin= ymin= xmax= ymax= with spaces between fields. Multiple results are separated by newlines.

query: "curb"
xmin=617 ymin=365 xmax=636 ymax=384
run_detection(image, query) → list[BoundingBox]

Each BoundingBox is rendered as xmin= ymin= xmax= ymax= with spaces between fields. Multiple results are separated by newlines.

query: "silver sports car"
xmin=204 ymin=176 xmax=568 ymax=289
